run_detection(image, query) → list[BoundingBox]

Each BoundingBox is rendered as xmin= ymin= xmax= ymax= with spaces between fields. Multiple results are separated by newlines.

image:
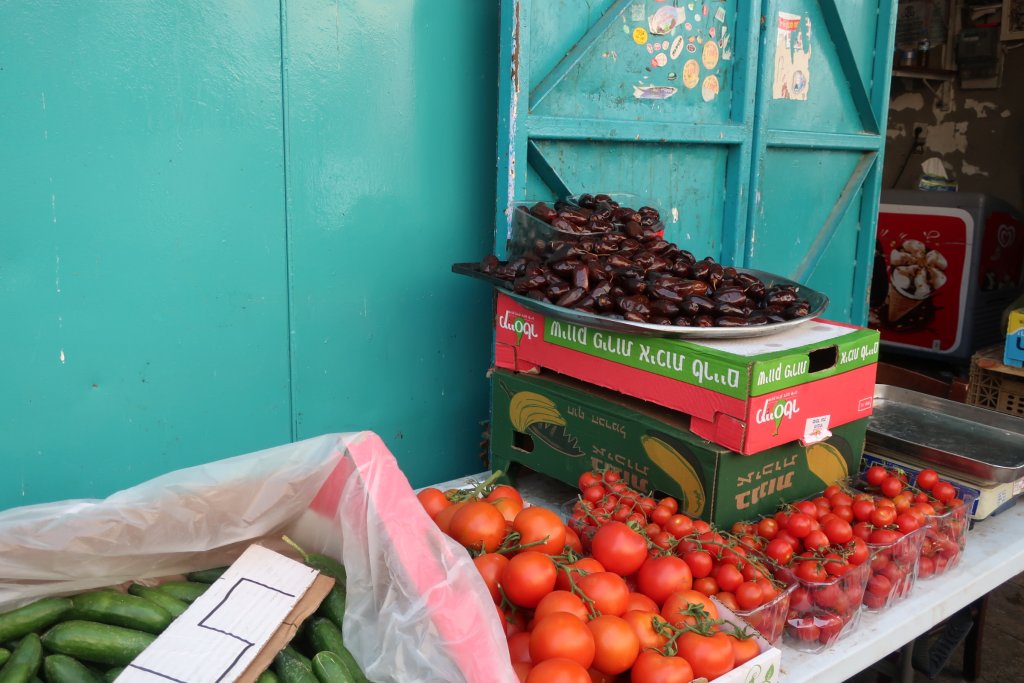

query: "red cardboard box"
xmin=494 ymin=293 xmax=879 ymax=455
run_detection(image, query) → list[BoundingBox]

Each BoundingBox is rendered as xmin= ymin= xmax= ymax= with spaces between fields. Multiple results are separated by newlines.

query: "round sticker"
xmin=670 ymin=35 xmax=685 ymax=59
xmin=647 ymin=43 xmax=654 ymax=54
xmin=633 ymin=27 xmax=649 ymax=45
xmin=652 ymin=53 xmax=668 ymax=68
xmin=686 ymin=43 xmax=697 ymax=53
xmin=702 ymin=75 xmax=720 ymax=102
xmin=682 ymin=59 xmax=700 ymax=89
xmin=702 ymin=40 xmax=719 ymax=69
xmin=662 ymin=41 xmax=670 ymax=50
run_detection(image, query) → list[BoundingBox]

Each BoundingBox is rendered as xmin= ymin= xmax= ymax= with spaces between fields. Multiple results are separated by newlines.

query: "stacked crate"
xmin=489 ymin=292 xmax=881 ymax=528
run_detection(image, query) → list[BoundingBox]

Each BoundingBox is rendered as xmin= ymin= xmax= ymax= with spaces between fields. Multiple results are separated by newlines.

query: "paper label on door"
xmin=773 ymin=12 xmax=812 ymax=100
xmin=804 ymin=415 xmax=832 ymax=444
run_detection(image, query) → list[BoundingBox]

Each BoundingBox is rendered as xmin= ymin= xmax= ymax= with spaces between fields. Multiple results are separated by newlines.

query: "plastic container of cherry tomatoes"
xmin=863 ymin=525 xmax=926 ymax=611
xmin=919 ymin=491 xmax=976 ymax=579
xmin=775 ymin=558 xmax=871 ymax=653
xmin=732 ymin=580 xmax=796 ymax=644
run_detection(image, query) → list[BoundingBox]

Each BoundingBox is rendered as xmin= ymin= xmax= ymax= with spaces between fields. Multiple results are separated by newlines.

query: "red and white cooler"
xmin=869 ymin=191 xmax=1024 ymax=361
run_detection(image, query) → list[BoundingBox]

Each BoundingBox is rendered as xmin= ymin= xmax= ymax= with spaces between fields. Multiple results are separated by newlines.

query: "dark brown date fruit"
xmin=650 ymin=299 xmax=681 ymax=317
xmin=715 ymin=302 xmax=747 ymax=317
xmin=596 ymin=295 xmax=614 ymax=311
xmin=624 ymin=311 xmax=648 ymax=322
xmin=650 ymin=284 xmax=685 ymax=303
xmin=556 ymin=287 xmax=587 ymax=308
xmin=694 ymin=315 xmax=715 ymax=327
xmin=671 ymin=260 xmax=693 ymax=277
xmin=746 ymin=311 xmax=769 ymax=326
xmin=572 ymin=263 xmax=589 ymax=290
xmin=550 ymin=217 xmax=576 ymax=233
xmin=526 ymin=290 xmax=549 ymax=302
xmin=714 ymin=287 xmax=749 ymax=306
xmin=591 ymin=281 xmax=612 ymax=299
xmin=692 ymin=261 xmax=711 ymax=280
xmin=625 ymin=221 xmax=645 ymax=239
xmin=547 ymin=282 xmax=571 ymax=299
xmin=675 ymin=280 xmax=711 ymax=298
xmin=617 ymin=295 xmax=651 ymax=317
xmin=647 ymin=240 xmax=672 ymax=254
xmin=765 ymin=288 xmax=798 ymax=307
xmin=673 ymin=316 xmax=693 ymax=327
xmin=623 ymin=277 xmax=647 ymax=295
xmin=715 ymin=316 xmax=750 ymax=327
xmin=649 ymin=316 xmax=674 ymax=326
xmin=513 ymin=274 xmax=547 ymax=293
xmin=529 ymin=202 xmax=558 ymax=222
xmin=608 ymin=254 xmax=634 ymax=270
xmin=577 ymin=193 xmax=596 ymax=209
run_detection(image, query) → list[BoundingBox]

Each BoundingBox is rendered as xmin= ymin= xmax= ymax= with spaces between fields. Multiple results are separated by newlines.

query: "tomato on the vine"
xmin=764 ymin=538 xmax=794 ymax=566
xmin=682 ymin=550 xmax=714 ymax=579
xmin=417 ymin=487 xmax=451 ymax=519
xmin=529 ymin=613 xmax=596 ymax=670
xmin=916 ymin=468 xmax=939 ymax=491
xmin=503 ymin=551 xmax=557 ymax=608
xmin=676 ymin=631 xmax=735 ymax=681
xmin=661 ymin=589 xmax=719 ymax=627
xmin=865 ymin=465 xmax=889 ymax=487
xmin=449 ymin=500 xmax=508 ymax=552
xmin=589 ymin=522 xmax=648 ymax=576
xmin=534 ymin=590 xmax=590 ymax=622
xmin=636 ymin=556 xmax=693 ymax=606
xmin=473 ymin=552 xmax=509 ymax=603
xmin=576 ymin=571 xmax=630 ymax=617
xmin=524 ymin=657 xmax=591 ymax=683
xmin=513 ymin=506 xmax=567 ymax=555
xmin=586 ymin=615 xmax=640 ymax=675
xmin=629 ymin=650 xmax=693 ymax=683
xmin=578 ymin=471 xmax=602 ymax=491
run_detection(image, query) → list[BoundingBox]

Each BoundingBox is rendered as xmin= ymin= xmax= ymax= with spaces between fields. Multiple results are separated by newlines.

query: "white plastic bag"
xmin=0 ymin=432 xmax=514 ymax=683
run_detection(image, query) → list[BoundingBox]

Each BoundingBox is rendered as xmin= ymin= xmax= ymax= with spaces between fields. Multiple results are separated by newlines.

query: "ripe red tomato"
xmin=534 ymin=590 xmax=590 ymax=622
xmin=661 ymin=589 xmax=719 ymax=627
xmin=676 ymin=631 xmax=736 ymax=681
xmin=432 ymin=500 xmax=466 ymax=535
xmin=852 ymin=499 xmax=876 ymax=522
xmin=880 ymin=476 xmax=904 ymax=499
xmin=513 ymin=660 xmax=531 ymax=683
xmin=802 ymin=529 xmax=830 ymax=552
xmin=734 ymin=580 xmax=765 ymax=611
xmin=513 ymin=507 xmax=568 ymax=555
xmin=449 ymin=501 xmax=508 ymax=552
xmin=793 ymin=500 xmax=819 ymax=517
xmin=848 ymin=536 xmax=870 ymax=565
xmin=715 ymin=591 xmax=739 ymax=610
xmin=712 ymin=563 xmax=744 ymax=593
xmin=868 ymin=528 xmax=902 ymax=546
xmin=524 ymin=657 xmax=591 ymax=683
xmin=508 ymin=631 xmax=532 ymax=663
xmin=832 ymin=505 xmax=854 ymax=523
xmin=582 ymin=484 xmax=606 ymax=505
xmin=764 ymin=538 xmax=794 ymax=566
xmin=650 ymin=505 xmax=673 ymax=526
xmin=794 ymin=560 xmax=828 ymax=583
xmin=586 ymin=615 xmax=640 ymax=675
xmin=729 ymin=634 xmax=761 ymax=666
xmin=624 ymin=592 xmax=659 ymax=613
xmin=788 ymin=616 xmax=821 ymax=642
xmin=473 ymin=552 xmax=509 ymax=603
xmin=487 ymin=484 xmax=525 ymax=507
xmin=564 ymin=525 xmax=584 ymax=555
xmin=629 ymin=650 xmax=693 ymax=683
xmin=416 ymin=487 xmax=451 ymax=519
xmin=659 ymin=497 xmax=679 ymax=514
xmin=757 ymin=517 xmax=779 ymax=540
xmin=916 ymin=469 xmax=939 ymax=491
xmin=621 ymin=610 xmax=670 ymax=651
xmin=578 ymin=471 xmax=602 ymax=490
xmin=823 ymin=518 xmax=854 ymax=545
xmin=603 ymin=470 xmax=622 ymax=485
xmin=692 ymin=576 xmax=719 ymax=596
xmin=870 ymin=506 xmax=897 ymax=527
xmin=555 ymin=558 xmax=605 ymax=592
xmin=529 ymin=613 xmax=596 ymax=669
xmin=896 ymin=512 xmax=923 ymax=533
xmin=636 ymin=556 xmax=693 ymax=606
xmin=663 ymin=514 xmax=694 ymax=539
xmin=576 ymin=572 xmax=630 ymax=617
xmin=786 ymin=512 xmax=814 ymax=538
xmin=682 ymin=550 xmax=714 ymax=579
xmin=865 ymin=465 xmax=889 ymax=487
xmin=502 ymin=551 xmax=557 ymax=608
xmin=932 ymin=481 xmax=957 ymax=503
xmin=589 ymin=522 xmax=648 ymax=577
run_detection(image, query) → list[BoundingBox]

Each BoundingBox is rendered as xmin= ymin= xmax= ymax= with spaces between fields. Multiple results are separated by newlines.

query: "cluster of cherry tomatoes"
xmin=861 ymin=464 xmax=970 ymax=579
xmin=569 ymin=471 xmax=790 ymax=639
xmin=417 ymin=473 xmax=766 ymax=683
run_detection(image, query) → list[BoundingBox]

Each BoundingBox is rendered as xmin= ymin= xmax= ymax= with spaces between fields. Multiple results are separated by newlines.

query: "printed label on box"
xmin=804 ymin=415 xmax=832 ymax=444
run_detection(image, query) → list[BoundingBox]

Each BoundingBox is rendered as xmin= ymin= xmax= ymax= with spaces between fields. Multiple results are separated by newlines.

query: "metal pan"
xmin=451 ymin=262 xmax=829 ymax=340
xmin=867 ymin=385 xmax=1024 ymax=484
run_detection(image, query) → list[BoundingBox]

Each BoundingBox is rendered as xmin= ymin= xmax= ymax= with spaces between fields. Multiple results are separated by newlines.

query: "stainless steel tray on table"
xmin=867 ymin=385 xmax=1024 ymax=484
xmin=451 ymin=263 xmax=829 ymax=340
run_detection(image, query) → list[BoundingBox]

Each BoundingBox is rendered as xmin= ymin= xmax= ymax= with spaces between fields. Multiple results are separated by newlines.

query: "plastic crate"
xmin=967 ymin=345 xmax=1024 ymax=418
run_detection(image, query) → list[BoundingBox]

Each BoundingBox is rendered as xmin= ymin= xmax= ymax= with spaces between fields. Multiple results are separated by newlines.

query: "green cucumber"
xmin=153 ymin=582 xmax=207 ymax=604
xmin=306 ymin=620 xmax=344 ymax=659
xmin=272 ymin=648 xmax=317 ymax=683
xmin=41 ymin=621 xmax=155 ymax=667
xmin=101 ymin=668 xmax=124 ymax=683
xmin=281 ymin=539 xmax=347 ymax=585
xmin=43 ymin=655 xmax=102 ymax=683
xmin=126 ymin=585 xmax=188 ymax=619
xmin=0 ymin=599 xmax=73 ymax=643
xmin=0 ymin=651 xmax=8 ymax=669
xmin=255 ymin=670 xmax=279 ymax=683
xmin=315 ymin=588 xmax=346 ymax=632
xmin=0 ymin=633 xmax=42 ymax=683
xmin=69 ymin=593 xmax=172 ymax=635
xmin=184 ymin=567 xmax=228 ymax=584
xmin=311 ymin=652 xmax=355 ymax=683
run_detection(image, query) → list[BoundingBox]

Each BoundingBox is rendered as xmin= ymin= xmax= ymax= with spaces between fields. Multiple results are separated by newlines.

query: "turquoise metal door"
xmin=496 ymin=0 xmax=897 ymax=325
xmin=496 ymin=0 xmax=761 ymax=266
xmin=748 ymin=0 xmax=897 ymax=323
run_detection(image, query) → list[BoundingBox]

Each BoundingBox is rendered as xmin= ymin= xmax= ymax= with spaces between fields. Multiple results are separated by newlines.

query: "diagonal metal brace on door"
xmin=530 ymin=0 xmax=635 ymax=111
xmin=792 ymin=152 xmax=876 ymax=282
xmin=818 ymin=0 xmax=879 ymax=135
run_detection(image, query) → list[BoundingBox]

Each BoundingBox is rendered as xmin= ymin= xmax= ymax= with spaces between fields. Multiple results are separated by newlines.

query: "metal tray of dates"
xmin=451 ymin=262 xmax=829 ymax=340
xmin=867 ymin=385 xmax=1024 ymax=484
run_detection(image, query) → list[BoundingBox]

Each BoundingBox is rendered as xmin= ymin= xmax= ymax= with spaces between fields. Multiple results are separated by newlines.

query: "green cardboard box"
xmin=490 ymin=368 xmax=867 ymax=528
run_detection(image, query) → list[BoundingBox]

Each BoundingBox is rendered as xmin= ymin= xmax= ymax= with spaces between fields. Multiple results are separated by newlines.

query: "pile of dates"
xmin=481 ymin=198 xmax=811 ymax=328
xmin=522 ymin=193 xmax=664 ymax=237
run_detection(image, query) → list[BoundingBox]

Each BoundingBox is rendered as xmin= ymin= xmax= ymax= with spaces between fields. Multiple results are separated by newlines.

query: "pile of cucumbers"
xmin=0 ymin=551 xmax=369 ymax=683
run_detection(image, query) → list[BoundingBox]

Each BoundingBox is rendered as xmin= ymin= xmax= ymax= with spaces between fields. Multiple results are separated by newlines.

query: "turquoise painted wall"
xmin=0 ymin=1 xmax=499 ymax=509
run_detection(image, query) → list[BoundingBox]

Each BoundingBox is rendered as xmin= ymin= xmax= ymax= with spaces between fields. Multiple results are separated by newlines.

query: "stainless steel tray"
xmin=452 ymin=262 xmax=829 ymax=340
xmin=867 ymin=385 xmax=1024 ymax=484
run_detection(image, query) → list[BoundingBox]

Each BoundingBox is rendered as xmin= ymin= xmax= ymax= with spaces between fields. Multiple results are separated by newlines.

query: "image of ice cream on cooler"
xmin=887 ymin=239 xmax=949 ymax=322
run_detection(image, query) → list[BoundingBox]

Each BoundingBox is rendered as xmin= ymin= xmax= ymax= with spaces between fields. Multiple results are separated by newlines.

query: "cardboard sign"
xmin=118 ymin=545 xmax=334 ymax=683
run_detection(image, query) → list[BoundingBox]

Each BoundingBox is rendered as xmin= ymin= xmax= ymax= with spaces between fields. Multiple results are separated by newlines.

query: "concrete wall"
xmin=882 ymin=47 xmax=1024 ymax=210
